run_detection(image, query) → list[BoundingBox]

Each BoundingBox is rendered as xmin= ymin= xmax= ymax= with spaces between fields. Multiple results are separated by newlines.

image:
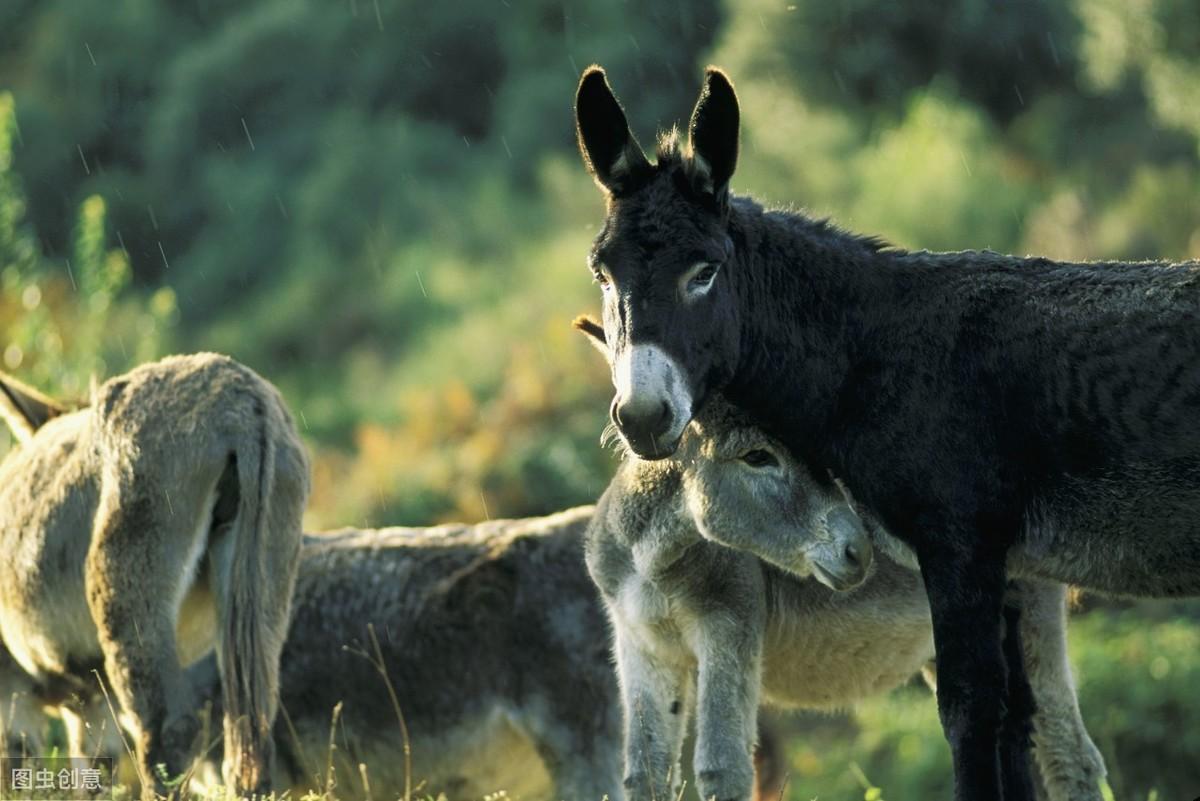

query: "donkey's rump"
xmin=0 ymin=353 xmax=310 ymax=798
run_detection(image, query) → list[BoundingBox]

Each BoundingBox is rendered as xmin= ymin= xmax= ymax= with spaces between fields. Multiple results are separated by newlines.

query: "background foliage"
xmin=1 ymin=0 xmax=1198 ymax=798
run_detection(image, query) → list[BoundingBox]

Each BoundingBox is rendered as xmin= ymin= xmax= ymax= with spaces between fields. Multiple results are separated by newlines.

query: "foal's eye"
xmin=740 ymin=449 xmax=778 ymax=468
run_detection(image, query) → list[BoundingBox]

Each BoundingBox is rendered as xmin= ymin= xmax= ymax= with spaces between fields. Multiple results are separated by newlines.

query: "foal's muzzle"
xmin=809 ymin=507 xmax=874 ymax=591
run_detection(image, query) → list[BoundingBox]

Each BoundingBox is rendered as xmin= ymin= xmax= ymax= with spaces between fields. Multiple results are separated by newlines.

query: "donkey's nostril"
xmin=656 ymin=400 xmax=673 ymax=432
xmin=613 ymin=396 xmax=674 ymax=442
xmin=844 ymin=543 xmax=861 ymax=567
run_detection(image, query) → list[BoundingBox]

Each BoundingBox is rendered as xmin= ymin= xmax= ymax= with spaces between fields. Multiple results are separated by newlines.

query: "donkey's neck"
xmin=724 ymin=199 xmax=900 ymax=460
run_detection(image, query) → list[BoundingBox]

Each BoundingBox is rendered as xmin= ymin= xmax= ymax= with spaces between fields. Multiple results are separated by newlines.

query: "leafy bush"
xmin=0 ymin=92 xmax=174 ymax=408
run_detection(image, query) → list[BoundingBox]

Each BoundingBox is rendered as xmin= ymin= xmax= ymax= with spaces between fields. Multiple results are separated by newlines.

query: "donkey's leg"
xmin=60 ymin=705 xmax=91 ymax=759
xmin=85 ymin=474 xmax=205 ymax=799
xmin=529 ymin=686 xmax=624 ymax=801
xmin=751 ymin=718 xmax=786 ymax=801
xmin=63 ymin=698 xmax=129 ymax=767
xmin=918 ymin=544 xmax=1014 ymax=801
xmin=997 ymin=596 xmax=1037 ymax=801
xmin=689 ymin=602 xmax=763 ymax=801
xmin=1011 ymin=581 xmax=1105 ymax=801
xmin=0 ymin=681 xmax=48 ymax=758
xmin=613 ymin=622 xmax=692 ymax=801
xmin=60 ymin=701 xmax=125 ymax=786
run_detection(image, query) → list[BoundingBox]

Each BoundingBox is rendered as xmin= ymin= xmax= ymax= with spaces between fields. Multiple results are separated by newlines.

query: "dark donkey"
xmin=574 ymin=65 xmax=1200 ymax=801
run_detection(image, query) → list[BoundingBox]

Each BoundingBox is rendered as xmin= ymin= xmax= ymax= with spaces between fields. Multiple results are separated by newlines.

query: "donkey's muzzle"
xmin=810 ymin=552 xmax=871 ymax=592
xmin=611 ymin=395 xmax=678 ymax=459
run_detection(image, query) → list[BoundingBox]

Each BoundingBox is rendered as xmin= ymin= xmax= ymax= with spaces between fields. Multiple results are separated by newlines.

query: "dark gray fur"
xmin=184 ymin=509 xmax=624 ymax=801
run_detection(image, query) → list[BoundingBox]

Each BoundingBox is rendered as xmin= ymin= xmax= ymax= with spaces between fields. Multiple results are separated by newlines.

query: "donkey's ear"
xmin=575 ymin=66 xmax=651 ymax=194
xmin=572 ymin=314 xmax=611 ymax=363
xmin=687 ymin=67 xmax=739 ymax=201
xmin=0 ymin=372 xmax=67 ymax=445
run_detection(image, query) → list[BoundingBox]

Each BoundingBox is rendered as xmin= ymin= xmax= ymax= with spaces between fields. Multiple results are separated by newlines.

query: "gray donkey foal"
xmin=0 ymin=354 xmax=310 ymax=797
xmin=576 ymin=319 xmax=1104 ymax=801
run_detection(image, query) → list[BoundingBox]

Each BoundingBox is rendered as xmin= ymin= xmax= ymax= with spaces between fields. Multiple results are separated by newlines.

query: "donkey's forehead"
xmin=594 ymin=172 xmax=725 ymax=271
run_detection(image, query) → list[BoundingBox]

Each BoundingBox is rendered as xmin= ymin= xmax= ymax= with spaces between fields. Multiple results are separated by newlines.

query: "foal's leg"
xmin=688 ymin=593 xmax=763 ymax=801
xmin=85 ymin=471 xmax=204 ymax=799
xmin=613 ymin=621 xmax=693 ymax=801
xmin=1013 ymin=582 xmax=1105 ymax=801
xmin=918 ymin=544 xmax=1017 ymax=801
xmin=998 ymin=595 xmax=1037 ymax=801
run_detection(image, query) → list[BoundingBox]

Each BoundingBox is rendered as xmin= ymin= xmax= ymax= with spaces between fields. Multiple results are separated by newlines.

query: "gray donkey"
xmin=576 ymin=317 xmax=1105 ymax=801
xmin=0 ymin=354 xmax=310 ymax=797
xmin=186 ymin=510 xmax=625 ymax=801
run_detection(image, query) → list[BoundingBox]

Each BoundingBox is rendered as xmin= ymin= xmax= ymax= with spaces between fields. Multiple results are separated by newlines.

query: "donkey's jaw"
xmin=622 ymin=430 xmax=684 ymax=460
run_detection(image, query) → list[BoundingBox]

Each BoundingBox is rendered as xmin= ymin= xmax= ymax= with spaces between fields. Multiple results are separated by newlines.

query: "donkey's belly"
xmin=761 ymin=618 xmax=933 ymax=708
xmin=759 ymin=573 xmax=934 ymax=710
xmin=280 ymin=704 xmax=553 ymax=801
xmin=1019 ymin=463 xmax=1200 ymax=597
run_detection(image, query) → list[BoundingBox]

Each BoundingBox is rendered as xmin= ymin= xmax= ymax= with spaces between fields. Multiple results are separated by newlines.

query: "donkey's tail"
xmin=220 ymin=398 xmax=278 ymax=794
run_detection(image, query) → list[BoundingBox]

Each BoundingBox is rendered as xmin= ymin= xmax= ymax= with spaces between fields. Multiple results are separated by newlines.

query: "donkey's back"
xmin=908 ymin=253 xmax=1200 ymax=596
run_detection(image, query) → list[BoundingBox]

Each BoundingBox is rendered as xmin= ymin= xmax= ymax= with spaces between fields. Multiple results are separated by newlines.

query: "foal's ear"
xmin=572 ymin=314 xmax=611 ymax=363
xmin=687 ymin=67 xmax=739 ymax=201
xmin=575 ymin=66 xmax=651 ymax=195
xmin=0 ymin=372 xmax=68 ymax=445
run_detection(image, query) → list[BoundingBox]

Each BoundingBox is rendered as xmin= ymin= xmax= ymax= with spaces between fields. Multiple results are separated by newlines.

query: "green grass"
xmin=77 ymin=602 xmax=1196 ymax=801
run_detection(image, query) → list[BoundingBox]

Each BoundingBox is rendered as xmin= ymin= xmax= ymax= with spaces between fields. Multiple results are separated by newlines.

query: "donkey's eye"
xmin=690 ymin=264 xmax=718 ymax=288
xmin=740 ymin=449 xmax=778 ymax=468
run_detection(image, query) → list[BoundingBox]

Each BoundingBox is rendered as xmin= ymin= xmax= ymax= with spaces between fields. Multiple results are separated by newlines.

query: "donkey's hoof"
xmin=145 ymin=713 xmax=202 ymax=793
xmin=622 ymin=772 xmax=673 ymax=801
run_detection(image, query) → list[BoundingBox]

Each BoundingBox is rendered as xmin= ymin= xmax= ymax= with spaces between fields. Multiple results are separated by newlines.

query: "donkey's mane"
xmin=651 ymin=128 xmax=891 ymax=256
xmin=776 ymin=210 xmax=893 ymax=256
xmin=654 ymin=127 xmax=685 ymax=170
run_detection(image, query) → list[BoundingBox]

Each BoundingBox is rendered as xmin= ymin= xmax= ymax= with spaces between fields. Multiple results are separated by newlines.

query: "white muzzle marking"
xmin=613 ymin=343 xmax=693 ymax=445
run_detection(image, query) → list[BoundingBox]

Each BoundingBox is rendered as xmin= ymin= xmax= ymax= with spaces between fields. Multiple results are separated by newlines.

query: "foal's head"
xmin=678 ymin=399 xmax=872 ymax=591
xmin=577 ymin=316 xmax=871 ymax=591
xmin=575 ymin=65 xmax=743 ymax=459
